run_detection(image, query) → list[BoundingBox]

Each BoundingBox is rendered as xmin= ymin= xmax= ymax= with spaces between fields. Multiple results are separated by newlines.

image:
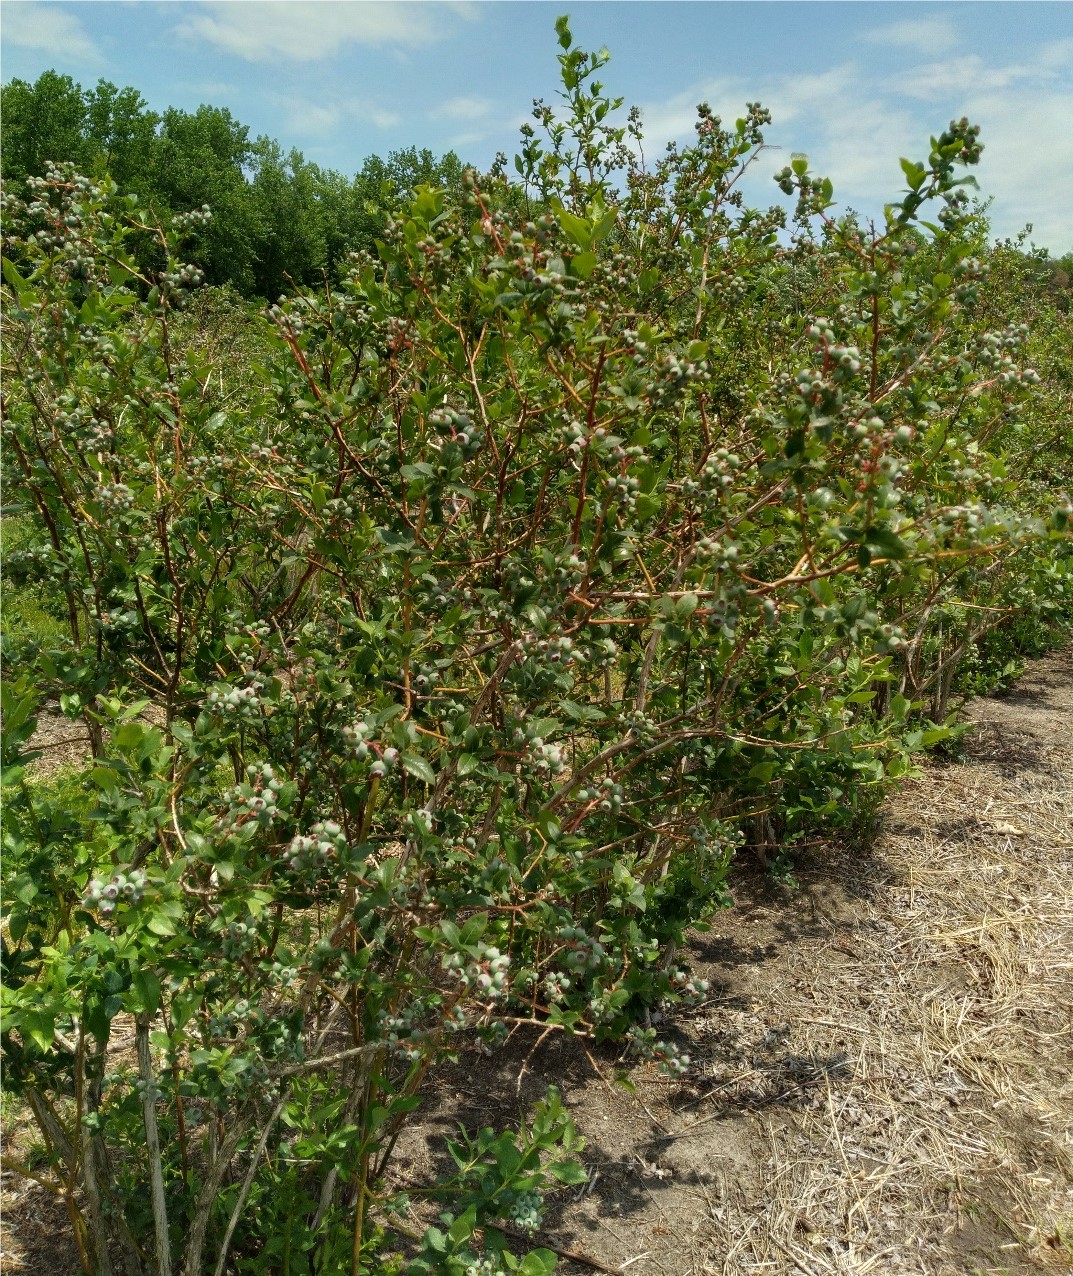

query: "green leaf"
xmin=592 ymin=207 xmax=617 ymax=244
xmin=448 ymin=1205 xmax=477 ymax=1245
xmin=899 ymin=157 xmax=927 ymax=191
xmin=557 ymin=208 xmax=591 ymax=249
xmin=863 ymin=527 xmax=908 ymax=560
xmin=402 ymin=753 xmax=435 ymax=785
xmin=421 ymin=1226 xmax=447 ymax=1255
xmin=131 ymin=969 xmax=161 ymax=1016
xmin=519 ymin=1251 xmax=557 ymax=1275
xmin=22 ymin=1010 xmax=56 ymax=1052
xmin=147 ymin=913 xmax=175 ymax=937
xmin=456 ymin=753 xmax=479 ymax=776
xmin=570 ymin=250 xmax=597 ymax=279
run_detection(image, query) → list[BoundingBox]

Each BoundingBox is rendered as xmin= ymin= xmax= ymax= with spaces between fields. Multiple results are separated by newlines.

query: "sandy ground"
xmin=3 ymin=650 xmax=1071 ymax=1274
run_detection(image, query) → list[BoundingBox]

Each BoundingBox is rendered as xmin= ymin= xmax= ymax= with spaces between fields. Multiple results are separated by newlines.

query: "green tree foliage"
xmin=1 ymin=71 xmax=466 ymax=298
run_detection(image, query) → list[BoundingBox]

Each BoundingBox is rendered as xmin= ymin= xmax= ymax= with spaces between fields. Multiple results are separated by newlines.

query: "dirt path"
xmin=417 ymin=649 xmax=1073 ymax=1275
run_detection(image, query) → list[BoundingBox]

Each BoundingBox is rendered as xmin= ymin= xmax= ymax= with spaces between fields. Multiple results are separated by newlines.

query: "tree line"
xmin=1 ymin=70 xmax=467 ymax=299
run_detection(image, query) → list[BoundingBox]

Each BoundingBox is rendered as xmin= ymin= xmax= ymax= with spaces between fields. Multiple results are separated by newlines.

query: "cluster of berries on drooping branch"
xmin=82 ymin=869 xmax=148 ymax=918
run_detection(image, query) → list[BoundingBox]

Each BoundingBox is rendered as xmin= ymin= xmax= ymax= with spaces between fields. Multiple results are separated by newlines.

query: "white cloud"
xmin=272 ymin=93 xmax=401 ymax=137
xmin=434 ymin=95 xmax=493 ymax=123
xmin=0 ymin=2 xmax=105 ymax=66
xmin=961 ymin=86 xmax=1073 ymax=251
xmin=1040 ymin=36 xmax=1073 ymax=71
xmin=634 ymin=48 xmax=1073 ymax=253
xmin=173 ymin=1 xmax=460 ymax=62
xmin=861 ymin=15 xmax=958 ymax=56
xmin=898 ymin=54 xmax=1032 ymax=103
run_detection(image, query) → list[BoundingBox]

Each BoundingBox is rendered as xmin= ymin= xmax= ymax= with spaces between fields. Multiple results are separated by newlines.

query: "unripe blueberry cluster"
xmin=95 ymin=607 xmax=139 ymax=633
xmin=621 ymin=710 xmax=658 ymax=742
xmin=96 ymin=482 xmax=135 ymax=512
xmin=551 ymin=552 xmax=585 ymax=586
xmin=222 ymin=918 xmax=262 ymax=957
xmin=342 ymin=718 xmax=375 ymax=755
xmin=283 ymin=819 xmax=346 ymax=872
xmin=702 ymin=447 xmax=743 ymax=481
xmin=830 ymin=344 xmax=863 ymax=378
xmin=557 ymin=925 xmax=606 ymax=974
xmin=574 ymin=777 xmax=623 ymax=816
xmin=161 ymin=264 xmax=204 ymax=293
xmin=670 ymin=967 xmax=711 ymax=1004
xmin=557 ymin=418 xmax=588 ymax=456
xmin=442 ymin=943 xmax=510 ymax=999
xmin=369 ymin=746 xmax=400 ymax=779
xmin=505 ymin=1189 xmax=544 ymax=1235
xmin=264 ymin=958 xmax=299 ymax=987
xmin=517 ymin=631 xmax=584 ymax=669
xmin=974 ymin=325 xmax=1040 ymax=385
xmin=67 ymin=411 xmax=113 ymax=451
xmin=266 ymin=302 xmax=303 ymax=337
xmin=462 ymin=1257 xmax=508 ymax=1276
xmin=427 ymin=405 xmax=484 ymax=457
xmin=604 ymin=472 xmax=641 ymax=510
xmin=403 ymin=806 xmax=436 ymax=837
xmin=528 ymin=737 xmax=565 ymax=776
xmin=83 ymin=868 xmax=147 ymax=917
xmin=543 ymin=969 xmax=573 ymax=1002
xmin=412 ymin=665 xmax=441 ymax=694
xmin=793 ymin=366 xmax=838 ymax=405
xmin=657 ymin=1041 xmax=692 ymax=1077
xmin=872 ymin=623 xmax=906 ymax=654
xmin=207 ymin=678 xmax=265 ymax=722
xmin=693 ymin=536 xmax=740 ymax=568
xmin=218 ymin=763 xmax=283 ymax=833
xmin=589 ymin=636 xmax=619 ymax=667
xmin=628 ymin=1026 xmax=692 ymax=1076
xmin=379 ymin=1002 xmax=437 ymax=1062
xmin=170 ymin=205 xmax=212 ymax=232
xmin=850 ymin=416 xmax=886 ymax=441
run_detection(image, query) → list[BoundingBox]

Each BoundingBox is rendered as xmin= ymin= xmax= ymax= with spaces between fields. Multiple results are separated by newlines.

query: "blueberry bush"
xmin=2 ymin=17 xmax=1070 ymax=1274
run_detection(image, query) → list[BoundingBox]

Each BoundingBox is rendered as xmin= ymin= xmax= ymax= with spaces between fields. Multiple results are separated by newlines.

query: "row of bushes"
xmin=2 ymin=19 xmax=1070 ymax=1274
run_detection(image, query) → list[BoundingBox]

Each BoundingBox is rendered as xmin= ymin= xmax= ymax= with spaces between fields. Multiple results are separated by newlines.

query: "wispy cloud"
xmin=1040 ymin=36 xmax=1073 ymax=71
xmin=635 ymin=46 xmax=1073 ymax=250
xmin=174 ymin=1 xmax=460 ymax=63
xmin=898 ymin=54 xmax=1032 ymax=102
xmin=271 ymin=93 xmax=401 ymax=137
xmin=861 ymin=15 xmax=958 ymax=56
xmin=433 ymin=95 xmax=494 ymax=123
xmin=0 ymin=2 xmax=105 ymax=67
xmin=958 ymin=85 xmax=1073 ymax=249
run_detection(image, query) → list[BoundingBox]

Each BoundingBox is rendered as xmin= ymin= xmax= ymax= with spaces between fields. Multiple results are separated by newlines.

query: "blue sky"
xmin=2 ymin=2 xmax=1071 ymax=252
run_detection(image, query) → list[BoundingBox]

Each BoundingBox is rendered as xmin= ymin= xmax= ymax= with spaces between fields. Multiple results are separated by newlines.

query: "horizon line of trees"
xmin=0 ymin=69 xmax=469 ymax=299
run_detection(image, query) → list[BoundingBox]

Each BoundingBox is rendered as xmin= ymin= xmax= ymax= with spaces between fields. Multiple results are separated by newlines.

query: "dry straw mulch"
xmin=696 ymin=651 xmax=1073 ymax=1275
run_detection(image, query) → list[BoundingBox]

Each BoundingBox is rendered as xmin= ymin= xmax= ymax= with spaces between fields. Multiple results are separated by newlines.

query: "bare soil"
xmin=3 ymin=650 xmax=1071 ymax=1275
